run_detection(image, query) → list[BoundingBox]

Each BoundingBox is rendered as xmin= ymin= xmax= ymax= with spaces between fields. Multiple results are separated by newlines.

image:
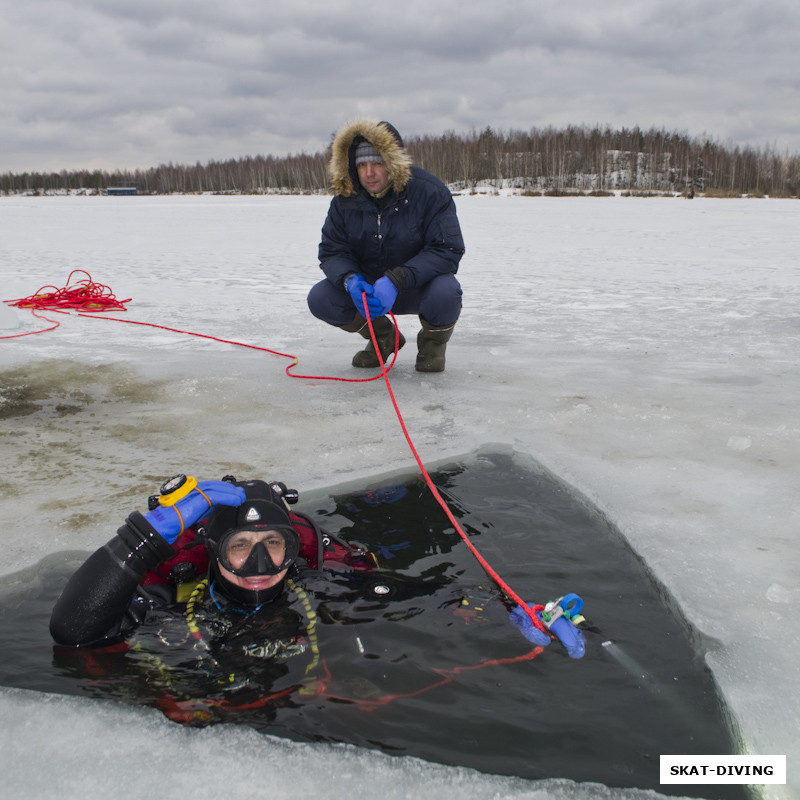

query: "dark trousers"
xmin=308 ymin=273 xmax=462 ymax=328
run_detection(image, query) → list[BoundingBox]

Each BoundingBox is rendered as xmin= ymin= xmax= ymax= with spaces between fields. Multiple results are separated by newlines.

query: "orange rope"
xmin=331 ymin=647 xmax=546 ymax=711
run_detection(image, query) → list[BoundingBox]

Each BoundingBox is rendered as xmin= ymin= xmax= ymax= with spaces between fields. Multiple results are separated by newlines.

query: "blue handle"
xmin=560 ymin=593 xmax=583 ymax=618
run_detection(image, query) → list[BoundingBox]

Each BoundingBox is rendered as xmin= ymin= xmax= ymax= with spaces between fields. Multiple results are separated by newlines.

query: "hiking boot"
xmin=415 ymin=320 xmax=455 ymax=373
xmin=346 ymin=315 xmax=405 ymax=368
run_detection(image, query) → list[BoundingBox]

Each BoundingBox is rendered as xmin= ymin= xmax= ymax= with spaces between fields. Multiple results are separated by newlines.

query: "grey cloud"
xmin=2 ymin=0 xmax=798 ymax=172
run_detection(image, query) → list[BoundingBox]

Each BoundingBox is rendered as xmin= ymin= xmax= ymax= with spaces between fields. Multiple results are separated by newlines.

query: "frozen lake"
xmin=1 ymin=193 xmax=798 ymax=799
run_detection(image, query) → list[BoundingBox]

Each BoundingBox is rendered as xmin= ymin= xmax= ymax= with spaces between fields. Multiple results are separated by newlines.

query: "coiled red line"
xmin=2 ymin=270 xmax=131 ymax=339
xmin=7 ymin=269 xmax=130 ymax=313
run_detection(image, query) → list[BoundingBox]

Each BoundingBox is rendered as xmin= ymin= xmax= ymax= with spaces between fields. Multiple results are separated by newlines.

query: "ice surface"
xmin=1 ymin=194 xmax=798 ymax=799
xmin=2 ymin=685 xmax=695 ymax=800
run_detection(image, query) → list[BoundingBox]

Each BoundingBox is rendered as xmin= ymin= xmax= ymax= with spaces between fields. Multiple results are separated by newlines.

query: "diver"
xmin=49 ymin=475 xmax=386 ymax=706
xmin=49 ymin=474 xmax=473 ymax=717
xmin=49 ymin=473 xmax=585 ymax=725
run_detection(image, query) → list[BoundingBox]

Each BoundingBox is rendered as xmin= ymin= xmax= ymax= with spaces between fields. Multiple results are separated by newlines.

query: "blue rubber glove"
xmin=549 ymin=615 xmax=586 ymax=659
xmin=145 ymin=480 xmax=246 ymax=545
xmin=365 ymin=276 xmax=398 ymax=317
xmin=509 ymin=604 xmax=552 ymax=647
xmin=344 ymin=273 xmax=374 ymax=312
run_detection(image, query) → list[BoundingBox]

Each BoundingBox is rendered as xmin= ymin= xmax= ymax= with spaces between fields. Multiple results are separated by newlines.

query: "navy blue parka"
xmin=317 ymin=120 xmax=465 ymax=294
xmin=318 ymin=165 xmax=465 ymax=290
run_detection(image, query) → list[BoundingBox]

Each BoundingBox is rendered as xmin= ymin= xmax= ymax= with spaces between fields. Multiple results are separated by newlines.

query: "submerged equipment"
xmin=510 ymin=593 xmax=586 ymax=659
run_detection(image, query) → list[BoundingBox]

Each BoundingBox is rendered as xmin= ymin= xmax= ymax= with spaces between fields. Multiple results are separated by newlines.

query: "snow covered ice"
xmin=1 ymin=193 xmax=798 ymax=799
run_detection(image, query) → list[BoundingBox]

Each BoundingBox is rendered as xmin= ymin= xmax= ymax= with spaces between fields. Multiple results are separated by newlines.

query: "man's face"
xmin=216 ymin=528 xmax=289 ymax=592
xmin=357 ymin=160 xmax=391 ymax=194
xmin=223 ymin=529 xmax=287 ymax=571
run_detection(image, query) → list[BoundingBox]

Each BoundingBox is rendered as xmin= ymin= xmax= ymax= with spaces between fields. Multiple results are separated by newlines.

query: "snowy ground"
xmin=1 ymin=194 xmax=798 ymax=799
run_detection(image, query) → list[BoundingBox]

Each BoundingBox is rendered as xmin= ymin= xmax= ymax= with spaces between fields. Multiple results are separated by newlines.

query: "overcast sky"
xmin=2 ymin=0 xmax=798 ymax=173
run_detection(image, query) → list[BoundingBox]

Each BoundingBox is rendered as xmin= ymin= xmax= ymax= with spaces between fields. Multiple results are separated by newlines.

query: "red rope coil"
xmin=6 ymin=269 xmax=130 ymax=314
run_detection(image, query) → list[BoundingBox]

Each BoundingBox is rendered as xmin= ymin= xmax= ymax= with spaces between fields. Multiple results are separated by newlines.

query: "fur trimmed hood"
xmin=328 ymin=119 xmax=413 ymax=197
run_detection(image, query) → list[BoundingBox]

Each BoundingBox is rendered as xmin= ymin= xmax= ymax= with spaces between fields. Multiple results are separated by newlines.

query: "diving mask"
xmin=216 ymin=525 xmax=300 ymax=577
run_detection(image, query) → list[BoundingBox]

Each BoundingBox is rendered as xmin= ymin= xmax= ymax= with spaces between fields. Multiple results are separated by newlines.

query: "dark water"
xmin=0 ymin=451 xmax=745 ymax=799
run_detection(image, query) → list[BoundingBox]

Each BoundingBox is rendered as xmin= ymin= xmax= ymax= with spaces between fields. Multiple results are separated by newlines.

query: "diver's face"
xmin=216 ymin=528 xmax=289 ymax=590
xmin=357 ymin=160 xmax=391 ymax=194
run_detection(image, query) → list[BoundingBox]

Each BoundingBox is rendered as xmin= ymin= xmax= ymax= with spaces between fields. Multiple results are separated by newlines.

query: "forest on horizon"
xmin=2 ymin=124 xmax=799 ymax=198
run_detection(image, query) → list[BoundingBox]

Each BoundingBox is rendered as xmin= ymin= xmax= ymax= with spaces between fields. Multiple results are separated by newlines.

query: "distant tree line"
xmin=3 ymin=125 xmax=799 ymax=197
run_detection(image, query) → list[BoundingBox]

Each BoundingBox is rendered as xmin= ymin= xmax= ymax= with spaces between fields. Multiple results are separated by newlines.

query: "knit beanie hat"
xmin=354 ymin=141 xmax=382 ymax=166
